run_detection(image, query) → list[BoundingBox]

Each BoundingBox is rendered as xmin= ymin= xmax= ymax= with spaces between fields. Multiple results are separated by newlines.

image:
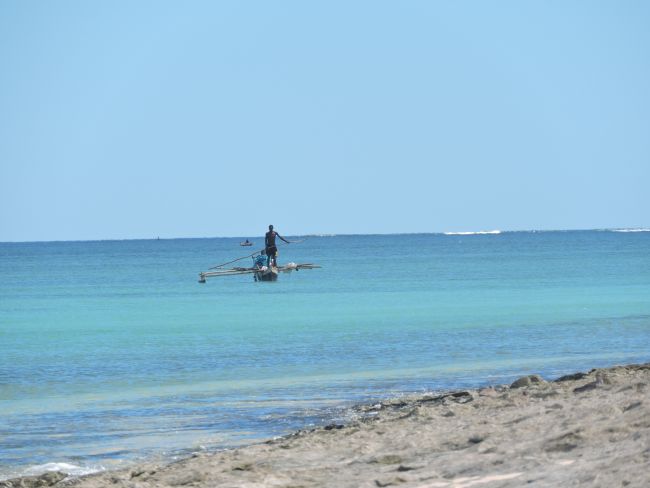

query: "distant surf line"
xmin=443 ymin=230 xmax=502 ymax=236
xmin=610 ymin=228 xmax=650 ymax=233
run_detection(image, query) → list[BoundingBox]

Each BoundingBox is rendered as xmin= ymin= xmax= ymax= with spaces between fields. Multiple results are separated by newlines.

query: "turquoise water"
xmin=1 ymin=230 xmax=649 ymax=478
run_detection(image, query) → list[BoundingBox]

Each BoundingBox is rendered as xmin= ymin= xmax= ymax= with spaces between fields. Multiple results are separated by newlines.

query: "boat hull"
xmin=254 ymin=267 xmax=278 ymax=282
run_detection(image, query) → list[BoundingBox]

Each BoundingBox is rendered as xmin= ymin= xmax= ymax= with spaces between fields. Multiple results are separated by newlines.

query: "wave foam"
xmin=23 ymin=463 xmax=104 ymax=478
xmin=611 ymin=228 xmax=650 ymax=233
xmin=443 ymin=230 xmax=501 ymax=236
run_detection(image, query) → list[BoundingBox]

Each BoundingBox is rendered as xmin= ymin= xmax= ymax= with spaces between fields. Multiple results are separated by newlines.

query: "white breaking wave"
xmin=443 ymin=230 xmax=502 ymax=236
xmin=611 ymin=228 xmax=650 ymax=233
xmin=23 ymin=463 xmax=104 ymax=478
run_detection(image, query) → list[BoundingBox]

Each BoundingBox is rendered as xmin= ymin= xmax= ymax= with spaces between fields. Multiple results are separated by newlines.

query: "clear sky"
xmin=1 ymin=1 xmax=648 ymax=241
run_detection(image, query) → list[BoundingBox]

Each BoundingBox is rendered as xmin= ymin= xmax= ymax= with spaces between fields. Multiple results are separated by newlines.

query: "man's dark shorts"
xmin=266 ymin=245 xmax=277 ymax=257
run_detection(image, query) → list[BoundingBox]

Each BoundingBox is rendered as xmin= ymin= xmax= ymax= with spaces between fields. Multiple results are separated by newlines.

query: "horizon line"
xmin=2 ymin=227 xmax=649 ymax=244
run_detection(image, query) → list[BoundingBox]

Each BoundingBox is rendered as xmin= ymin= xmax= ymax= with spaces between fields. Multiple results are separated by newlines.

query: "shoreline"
xmin=3 ymin=362 xmax=649 ymax=488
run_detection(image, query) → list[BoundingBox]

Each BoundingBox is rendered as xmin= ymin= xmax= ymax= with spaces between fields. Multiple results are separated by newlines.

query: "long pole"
xmin=207 ymin=236 xmax=309 ymax=270
xmin=208 ymin=249 xmax=263 ymax=270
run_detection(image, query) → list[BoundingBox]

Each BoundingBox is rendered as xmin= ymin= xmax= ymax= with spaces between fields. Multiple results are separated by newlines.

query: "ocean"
xmin=1 ymin=230 xmax=649 ymax=479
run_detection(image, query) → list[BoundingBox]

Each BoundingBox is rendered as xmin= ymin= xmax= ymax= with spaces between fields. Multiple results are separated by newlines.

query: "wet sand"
xmin=4 ymin=363 xmax=649 ymax=488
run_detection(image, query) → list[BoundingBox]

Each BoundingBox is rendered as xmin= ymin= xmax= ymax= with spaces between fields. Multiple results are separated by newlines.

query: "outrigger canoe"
xmin=199 ymin=241 xmax=320 ymax=283
xmin=199 ymin=262 xmax=320 ymax=283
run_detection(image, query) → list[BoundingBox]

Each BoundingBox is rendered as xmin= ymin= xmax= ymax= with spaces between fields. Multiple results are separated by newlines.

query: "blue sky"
xmin=1 ymin=1 xmax=648 ymax=241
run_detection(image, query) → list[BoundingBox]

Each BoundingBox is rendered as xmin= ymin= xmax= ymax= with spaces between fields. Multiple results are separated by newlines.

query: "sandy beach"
xmin=3 ymin=363 xmax=649 ymax=488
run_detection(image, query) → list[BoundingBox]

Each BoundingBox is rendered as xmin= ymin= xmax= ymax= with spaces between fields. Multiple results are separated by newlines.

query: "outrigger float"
xmin=198 ymin=245 xmax=320 ymax=283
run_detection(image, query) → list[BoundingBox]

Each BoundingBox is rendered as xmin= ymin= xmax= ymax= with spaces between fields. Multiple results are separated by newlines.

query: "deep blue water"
xmin=1 ymin=230 xmax=649 ymax=478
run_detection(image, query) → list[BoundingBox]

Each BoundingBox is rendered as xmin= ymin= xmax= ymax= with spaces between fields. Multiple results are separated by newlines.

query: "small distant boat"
xmin=240 ymin=240 xmax=253 ymax=247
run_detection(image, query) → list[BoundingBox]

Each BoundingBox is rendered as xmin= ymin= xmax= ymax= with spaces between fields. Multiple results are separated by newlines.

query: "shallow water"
xmin=1 ymin=230 xmax=649 ymax=478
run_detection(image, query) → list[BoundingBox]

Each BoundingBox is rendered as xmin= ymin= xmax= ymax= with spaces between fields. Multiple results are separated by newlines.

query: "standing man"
xmin=265 ymin=225 xmax=290 ymax=267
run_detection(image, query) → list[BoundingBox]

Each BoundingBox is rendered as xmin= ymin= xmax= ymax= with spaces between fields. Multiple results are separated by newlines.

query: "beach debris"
xmin=357 ymin=391 xmax=475 ymax=415
xmin=554 ymin=371 xmax=588 ymax=382
xmin=478 ymin=387 xmax=498 ymax=397
xmin=372 ymin=454 xmax=403 ymax=465
xmin=130 ymin=469 xmax=144 ymax=479
xmin=418 ymin=391 xmax=473 ymax=405
xmin=573 ymin=381 xmax=599 ymax=393
xmin=544 ymin=430 xmax=584 ymax=453
xmin=627 ymin=363 xmax=650 ymax=371
xmin=623 ymin=401 xmax=643 ymax=412
xmin=510 ymin=374 xmax=546 ymax=389
xmin=130 ymin=468 xmax=156 ymax=480
xmin=573 ymin=372 xmax=613 ymax=393
xmin=167 ymin=470 xmax=204 ymax=486
xmin=440 ymin=473 xmax=524 ymax=486
xmin=468 ymin=434 xmax=485 ymax=444
xmin=531 ymin=388 xmax=559 ymax=399
xmin=0 ymin=471 xmax=67 ymax=488
xmin=374 ymin=476 xmax=407 ymax=487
